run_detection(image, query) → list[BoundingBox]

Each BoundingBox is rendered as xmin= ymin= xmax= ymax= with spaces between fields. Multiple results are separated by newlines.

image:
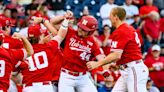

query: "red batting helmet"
xmin=28 ymin=24 xmax=42 ymax=38
xmin=77 ymin=15 xmax=98 ymax=32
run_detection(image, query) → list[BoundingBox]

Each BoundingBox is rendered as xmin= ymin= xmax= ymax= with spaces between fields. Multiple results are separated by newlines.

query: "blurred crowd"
xmin=0 ymin=0 xmax=163 ymax=92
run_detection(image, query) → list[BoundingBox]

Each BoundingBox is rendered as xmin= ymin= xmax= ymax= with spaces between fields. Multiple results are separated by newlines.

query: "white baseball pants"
xmin=112 ymin=61 xmax=149 ymax=92
xmin=52 ymin=84 xmax=58 ymax=92
xmin=58 ymin=71 xmax=98 ymax=92
xmin=23 ymin=82 xmax=54 ymax=92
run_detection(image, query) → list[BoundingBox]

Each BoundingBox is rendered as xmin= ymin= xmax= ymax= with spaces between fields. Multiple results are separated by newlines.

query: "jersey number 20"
xmin=0 ymin=60 xmax=5 ymax=77
xmin=27 ymin=51 xmax=48 ymax=71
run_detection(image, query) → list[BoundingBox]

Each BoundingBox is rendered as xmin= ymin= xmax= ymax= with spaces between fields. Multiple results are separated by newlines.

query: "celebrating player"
xmin=50 ymin=15 xmax=105 ymax=92
xmin=0 ymin=31 xmax=33 ymax=92
xmin=87 ymin=7 xmax=149 ymax=92
xmin=17 ymin=11 xmax=73 ymax=92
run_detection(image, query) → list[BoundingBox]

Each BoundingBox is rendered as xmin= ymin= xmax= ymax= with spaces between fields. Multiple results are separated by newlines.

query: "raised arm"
xmin=33 ymin=17 xmax=58 ymax=36
xmin=50 ymin=15 xmax=65 ymax=26
xmin=42 ymin=19 xmax=58 ymax=36
xmin=50 ymin=11 xmax=74 ymax=30
xmin=12 ymin=33 xmax=34 ymax=57
xmin=51 ymin=11 xmax=73 ymax=45
xmin=33 ymin=11 xmax=73 ymax=36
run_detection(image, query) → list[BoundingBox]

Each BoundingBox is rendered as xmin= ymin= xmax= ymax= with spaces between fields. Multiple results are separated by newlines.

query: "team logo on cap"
xmin=82 ymin=19 xmax=88 ymax=25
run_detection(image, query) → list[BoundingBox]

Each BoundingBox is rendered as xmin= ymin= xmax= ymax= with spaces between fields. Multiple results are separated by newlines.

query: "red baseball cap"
xmin=28 ymin=24 xmax=42 ymax=38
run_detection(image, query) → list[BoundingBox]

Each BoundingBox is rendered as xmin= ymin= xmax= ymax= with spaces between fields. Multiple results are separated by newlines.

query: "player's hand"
xmin=86 ymin=61 xmax=99 ymax=71
xmin=12 ymin=32 xmax=23 ymax=40
xmin=109 ymin=63 xmax=119 ymax=71
xmin=63 ymin=10 xmax=73 ymax=19
xmin=33 ymin=17 xmax=43 ymax=24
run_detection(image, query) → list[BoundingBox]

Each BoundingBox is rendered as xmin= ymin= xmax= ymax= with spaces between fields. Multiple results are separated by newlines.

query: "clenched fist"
xmin=63 ymin=10 xmax=74 ymax=19
xmin=86 ymin=61 xmax=100 ymax=71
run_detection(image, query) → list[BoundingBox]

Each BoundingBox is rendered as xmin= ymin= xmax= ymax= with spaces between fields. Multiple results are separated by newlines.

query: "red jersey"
xmin=63 ymin=27 xmax=103 ymax=72
xmin=144 ymin=18 xmax=160 ymax=39
xmin=20 ymin=40 xmax=59 ymax=85
xmin=91 ymin=67 xmax=105 ymax=83
xmin=144 ymin=56 xmax=164 ymax=87
xmin=98 ymin=35 xmax=111 ymax=55
xmin=2 ymin=35 xmax=23 ymax=49
xmin=0 ymin=48 xmax=26 ymax=91
xmin=52 ymin=48 xmax=64 ymax=81
xmin=160 ymin=18 xmax=164 ymax=32
xmin=109 ymin=23 xmax=142 ymax=65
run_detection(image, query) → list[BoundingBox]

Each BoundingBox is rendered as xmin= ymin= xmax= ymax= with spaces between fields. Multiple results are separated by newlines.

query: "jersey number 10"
xmin=26 ymin=51 xmax=48 ymax=71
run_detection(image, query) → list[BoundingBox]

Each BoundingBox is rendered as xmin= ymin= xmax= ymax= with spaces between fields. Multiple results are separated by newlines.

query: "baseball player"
xmin=27 ymin=11 xmax=73 ymax=92
xmin=18 ymin=11 xmax=72 ymax=92
xmin=50 ymin=15 xmax=105 ymax=92
xmin=0 ymin=16 xmax=23 ymax=49
xmin=0 ymin=15 xmax=31 ymax=92
xmin=0 ymin=30 xmax=33 ymax=92
xmin=51 ymin=48 xmax=64 ymax=92
xmin=87 ymin=7 xmax=149 ymax=92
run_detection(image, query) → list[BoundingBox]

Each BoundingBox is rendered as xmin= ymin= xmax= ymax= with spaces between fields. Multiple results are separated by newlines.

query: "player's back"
xmin=110 ymin=23 xmax=142 ymax=65
xmin=0 ymin=48 xmax=14 ymax=91
xmin=21 ymin=40 xmax=59 ymax=85
xmin=3 ymin=35 xmax=23 ymax=49
xmin=51 ymin=48 xmax=64 ymax=81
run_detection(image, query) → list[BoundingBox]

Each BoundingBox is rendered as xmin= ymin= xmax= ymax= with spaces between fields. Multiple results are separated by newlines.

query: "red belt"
xmin=24 ymin=81 xmax=51 ymax=87
xmin=61 ymin=68 xmax=86 ymax=76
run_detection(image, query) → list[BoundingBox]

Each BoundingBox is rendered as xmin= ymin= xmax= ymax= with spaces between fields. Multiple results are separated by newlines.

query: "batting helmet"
xmin=77 ymin=15 xmax=98 ymax=32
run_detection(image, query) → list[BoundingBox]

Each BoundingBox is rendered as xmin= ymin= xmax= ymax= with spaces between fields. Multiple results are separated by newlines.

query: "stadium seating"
xmin=65 ymin=0 xmax=107 ymax=30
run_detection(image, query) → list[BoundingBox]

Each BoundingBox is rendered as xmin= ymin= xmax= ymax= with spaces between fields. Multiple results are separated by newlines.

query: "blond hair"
xmin=149 ymin=11 xmax=160 ymax=21
xmin=111 ymin=7 xmax=126 ymax=21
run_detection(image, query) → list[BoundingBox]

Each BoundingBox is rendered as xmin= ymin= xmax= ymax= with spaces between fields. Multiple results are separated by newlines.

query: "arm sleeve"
xmin=92 ymin=38 xmax=105 ymax=58
xmin=10 ymin=48 xmax=27 ymax=61
xmin=16 ymin=60 xmax=29 ymax=70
